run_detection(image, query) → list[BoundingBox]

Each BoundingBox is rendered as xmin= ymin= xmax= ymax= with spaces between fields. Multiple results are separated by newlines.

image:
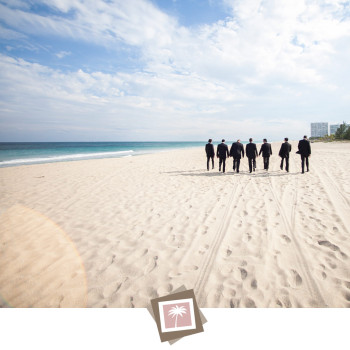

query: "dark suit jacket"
xmin=205 ymin=143 xmax=215 ymax=157
xmin=279 ymin=142 xmax=292 ymax=158
xmin=298 ymin=139 xmax=311 ymax=156
xmin=230 ymin=142 xmax=245 ymax=158
xmin=259 ymin=143 xmax=272 ymax=157
xmin=217 ymin=143 xmax=229 ymax=158
xmin=246 ymin=143 xmax=258 ymax=158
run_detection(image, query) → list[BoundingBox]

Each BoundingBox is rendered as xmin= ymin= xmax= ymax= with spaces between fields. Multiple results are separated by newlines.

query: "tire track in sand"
xmin=313 ymin=163 xmax=350 ymax=228
xmin=193 ymin=174 xmax=250 ymax=307
xmin=267 ymin=157 xmax=328 ymax=307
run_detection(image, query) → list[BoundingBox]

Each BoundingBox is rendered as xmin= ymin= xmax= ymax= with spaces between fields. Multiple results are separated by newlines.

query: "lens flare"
xmin=0 ymin=205 xmax=87 ymax=307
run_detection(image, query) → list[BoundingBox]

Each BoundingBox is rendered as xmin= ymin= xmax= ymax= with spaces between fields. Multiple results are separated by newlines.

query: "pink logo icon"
xmin=158 ymin=299 xmax=196 ymax=333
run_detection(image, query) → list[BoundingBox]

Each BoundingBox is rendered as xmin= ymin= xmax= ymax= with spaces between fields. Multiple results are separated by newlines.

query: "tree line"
xmin=334 ymin=122 xmax=350 ymax=140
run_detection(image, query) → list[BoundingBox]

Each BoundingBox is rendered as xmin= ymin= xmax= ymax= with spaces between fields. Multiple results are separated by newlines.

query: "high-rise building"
xmin=330 ymin=124 xmax=341 ymax=135
xmin=311 ymin=122 xmax=328 ymax=138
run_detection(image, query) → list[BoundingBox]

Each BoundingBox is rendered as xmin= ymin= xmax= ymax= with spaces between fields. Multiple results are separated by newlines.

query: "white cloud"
xmin=0 ymin=0 xmax=178 ymax=46
xmin=0 ymin=0 xmax=30 ymax=10
xmin=1 ymin=0 xmax=350 ymax=140
xmin=0 ymin=24 xmax=26 ymax=40
xmin=55 ymin=50 xmax=71 ymax=59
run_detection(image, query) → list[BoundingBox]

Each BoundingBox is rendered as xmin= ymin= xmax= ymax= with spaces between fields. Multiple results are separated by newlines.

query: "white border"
xmin=1 ymin=309 xmax=349 ymax=350
xmin=158 ymin=298 xmax=196 ymax=333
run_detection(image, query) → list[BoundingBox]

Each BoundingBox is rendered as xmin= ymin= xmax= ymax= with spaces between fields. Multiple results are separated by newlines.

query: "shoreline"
xmin=0 ymin=142 xmax=206 ymax=169
xmin=0 ymin=140 xmax=287 ymax=169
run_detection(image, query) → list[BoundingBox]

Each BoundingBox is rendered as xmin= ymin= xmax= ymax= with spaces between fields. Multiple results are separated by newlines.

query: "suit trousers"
xmin=248 ymin=157 xmax=256 ymax=172
xmin=263 ymin=156 xmax=270 ymax=170
xmin=301 ymin=155 xmax=309 ymax=173
xmin=219 ymin=157 xmax=227 ymax=172
xmin=207 ymin=155 xmax=214 ymax=170
xmin=280 ymin=157 xmax=289 ymax=172
xmin=233 ymin=157 xmax=241 ymax=172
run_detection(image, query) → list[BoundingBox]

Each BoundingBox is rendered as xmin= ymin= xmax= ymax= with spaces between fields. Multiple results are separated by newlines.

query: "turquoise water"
xmin=0 ymin=141 xmax=248 ymax=167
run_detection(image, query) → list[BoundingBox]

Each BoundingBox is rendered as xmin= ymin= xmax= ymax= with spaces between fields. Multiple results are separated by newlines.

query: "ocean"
xmin=0 ymin=141 xmax=247 ymax=168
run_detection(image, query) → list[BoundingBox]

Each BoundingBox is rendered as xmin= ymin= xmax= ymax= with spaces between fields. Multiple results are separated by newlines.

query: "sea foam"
xmin=0 ymin=150 xmax=134 ymax=166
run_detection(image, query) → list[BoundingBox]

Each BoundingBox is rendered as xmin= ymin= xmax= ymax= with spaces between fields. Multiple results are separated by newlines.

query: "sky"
xmin=0 ymin=0 xmax=350 ymax=142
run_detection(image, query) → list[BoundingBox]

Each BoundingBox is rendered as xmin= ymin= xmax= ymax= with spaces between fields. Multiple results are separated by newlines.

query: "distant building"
xmin=330 ymin=124 xmax=341 ymax=135
xmin=311 ymin=122 xmax=328 ymax=138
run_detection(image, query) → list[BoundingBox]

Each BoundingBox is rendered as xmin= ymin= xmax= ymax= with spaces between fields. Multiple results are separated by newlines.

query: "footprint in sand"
xmin=251 ymin=279 xmax=258 ymax=289
xmin=157 ymin=284 xmax=173 ymax=296
xmin=289 ymin=269 xmax=303 ymax=287
xmin=276 ymin=299 xmax=283 ymax=307
xmin=318 ymin=240 xmax=340 ymax=252
xmin=325 ymin=257 xmax=337 ymax=269
xmin=281 ymin=235 xmax=291 ymax=243
xmin=226 ymin=249 xmax=232 ymax=257
xmin=239 ymin=267 xmax=248 ymax=280
xmin=343 ymin=292 xmax=350 ymax=302
xmin=243 ymin=233 xmax=252 ymax=243
xmin=341 ymin=252 xmax=348 ymax=260
xmin=198 ymin=244 xmax=209 ymax=254
xmin=244 ymin=298 xmax=256 ymax=308
xmin=165 ymin=234 xmax=176 ymax=245
xmin=282 ymin=296 xmax=292 ymax=308
xmin=144 ymin=256 xmax=158 ymax=274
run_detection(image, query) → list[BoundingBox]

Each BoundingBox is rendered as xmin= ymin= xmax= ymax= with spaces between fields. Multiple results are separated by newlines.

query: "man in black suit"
xmin=246 ymin=138 xmax=258 ymax=173
xmin=278 ymin=137 xmax=292 ymax=172
xmin=259 ymin=138 xmax=272 ymax=171
xmin=217 ymin=139 xmax=229 ymax=173
xmin=230 ymin=139 xmax=245 ymax=173
xmin=205 ymin=138 xmax=215 ymax=171
xmin=298 ymin=135 xmax=311 ymax=173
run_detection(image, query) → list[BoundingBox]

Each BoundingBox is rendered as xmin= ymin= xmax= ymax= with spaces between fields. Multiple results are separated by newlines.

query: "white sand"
xmin=1 ymin=141 xmax=350 ymax=307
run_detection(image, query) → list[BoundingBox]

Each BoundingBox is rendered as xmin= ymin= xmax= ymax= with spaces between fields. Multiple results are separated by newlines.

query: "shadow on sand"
xmin=163 ymin=170 xmax=301 ymax=178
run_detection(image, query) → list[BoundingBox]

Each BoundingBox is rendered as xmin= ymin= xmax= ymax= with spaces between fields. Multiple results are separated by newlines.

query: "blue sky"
xmin=0 ymin=0 xmax=350 ymax=141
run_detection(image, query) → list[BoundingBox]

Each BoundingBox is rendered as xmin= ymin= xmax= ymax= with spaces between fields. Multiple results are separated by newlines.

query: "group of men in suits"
xmin=205 ymin=136 xmax=311 ymax=174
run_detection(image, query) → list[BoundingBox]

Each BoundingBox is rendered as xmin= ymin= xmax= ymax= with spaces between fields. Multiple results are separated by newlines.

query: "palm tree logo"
xmin=168 ymin=305 xmax=187 ymax=328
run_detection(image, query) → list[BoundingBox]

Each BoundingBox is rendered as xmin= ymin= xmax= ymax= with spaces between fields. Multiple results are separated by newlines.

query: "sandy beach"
xmin=1 ymin=141 xmax=350 ymax=308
